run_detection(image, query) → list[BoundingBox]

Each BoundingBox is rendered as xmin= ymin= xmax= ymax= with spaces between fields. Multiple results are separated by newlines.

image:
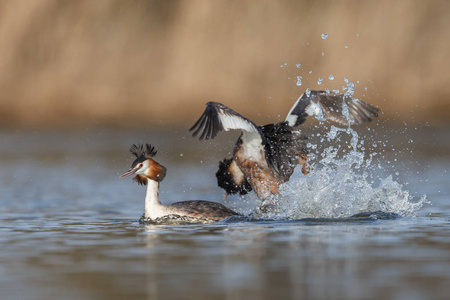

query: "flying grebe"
xmin=190 ymin=90 xmax=379 ymax=200
xmin=120 ymin=144 xmax=240 ymax=223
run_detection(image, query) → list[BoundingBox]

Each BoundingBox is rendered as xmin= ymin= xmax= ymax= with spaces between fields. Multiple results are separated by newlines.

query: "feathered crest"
xmin=133 ymin=174 xmax=148 ymax=186
xmin=216 ymin=158 xmax=252 ymax=195
xmin=130 ymin=144 xmax=157 ymax=159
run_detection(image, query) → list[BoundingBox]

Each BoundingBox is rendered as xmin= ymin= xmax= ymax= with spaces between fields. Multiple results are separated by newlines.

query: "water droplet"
xmin=180 ymin=153 xmax=184 ymax=157
xmin=342 ymin=78 xmax=355 ymax=96
xmin=296 ymin=76 xmax=302 ymax=86
xmin=328 ymin=75 xmax=334 ymax=80
xmin=296 ymin=63 xmax=301 ymax=68
xmin=345 ymin=45 xmax=349 ymax=48
xmin=317 ymin=78 xmax=323 ymax=85
xmin=322 ymin=52 xmax=325 ymax=56
xmin=321 ymin=33 xmax=328 ymax=39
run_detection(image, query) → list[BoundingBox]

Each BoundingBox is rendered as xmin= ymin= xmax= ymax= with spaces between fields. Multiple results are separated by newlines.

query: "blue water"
xmin=0 ymin=126 xmax=449 ymax=300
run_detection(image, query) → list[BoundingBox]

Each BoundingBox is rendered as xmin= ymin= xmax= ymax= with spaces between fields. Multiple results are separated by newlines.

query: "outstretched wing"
xmin=190 ymin=102 xmax=262 ymax=140
xmin=285 ymin=90 xmax=380 ymax=127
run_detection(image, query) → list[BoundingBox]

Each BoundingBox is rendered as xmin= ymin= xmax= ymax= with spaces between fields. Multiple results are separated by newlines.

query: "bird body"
xmin=121 ymin=144 xmax=239 ymax=223
xmin=190 ymin=90 xmax=379 ymax=200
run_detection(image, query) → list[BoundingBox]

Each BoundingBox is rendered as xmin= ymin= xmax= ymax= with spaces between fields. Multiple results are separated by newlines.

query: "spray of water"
xmin=253 ymin=125 xmax=428 ymax=219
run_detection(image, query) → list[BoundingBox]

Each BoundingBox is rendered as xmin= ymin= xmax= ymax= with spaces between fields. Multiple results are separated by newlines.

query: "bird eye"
xmin=139 ymin=164 xmax=143 ymax=168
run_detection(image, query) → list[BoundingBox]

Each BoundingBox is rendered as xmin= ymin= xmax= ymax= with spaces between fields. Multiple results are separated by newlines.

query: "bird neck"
xmin=144 ymin=179 xmax=164 ymax=219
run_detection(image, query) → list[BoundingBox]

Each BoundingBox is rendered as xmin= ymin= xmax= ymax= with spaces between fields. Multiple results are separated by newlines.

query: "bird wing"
xmin=169 ymin=200 xmax=239 ymax=220
xmin=285 ymin=90 xmax=380 ymax=127
xmin=190 ymin=102 xmax=263 ymax=140
xmin=261 ymin=123 xmax=308 ymax=181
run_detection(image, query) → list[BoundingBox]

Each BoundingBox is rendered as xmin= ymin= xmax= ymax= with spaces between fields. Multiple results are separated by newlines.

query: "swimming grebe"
xmin=190 ymin=90 xmax=379 ymax=200
xmin=120 ymin=144 xmax=239 ymax=223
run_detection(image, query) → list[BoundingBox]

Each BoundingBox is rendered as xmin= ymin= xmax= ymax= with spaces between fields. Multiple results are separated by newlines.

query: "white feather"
xmin=219 ymin=114 xmax=259 ymax=133
xmin=305 ymin=101 xmax=320 ymax=116
xmin=306 ymin=102 xmax=327 ymax=121
xmin=285 ymin=115 xmax=298 ymax=127
xmin=229 ymin=160 xmax=246 ymax=185
xmin=240 ymin=131 xmax=265 ymax=162
xmin=285 ymin=93 xmax=303 ymax=125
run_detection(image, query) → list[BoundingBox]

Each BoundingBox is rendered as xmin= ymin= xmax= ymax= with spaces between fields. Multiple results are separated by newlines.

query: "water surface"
xmin=0 ymin=126 xmax=449 ymax=300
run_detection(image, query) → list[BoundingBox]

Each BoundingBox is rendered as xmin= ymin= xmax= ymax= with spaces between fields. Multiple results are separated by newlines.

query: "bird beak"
xmin=222 ymin=192 xmax=229 ymax=201
xmin=120 ymin=168 xmax=137 ymax=178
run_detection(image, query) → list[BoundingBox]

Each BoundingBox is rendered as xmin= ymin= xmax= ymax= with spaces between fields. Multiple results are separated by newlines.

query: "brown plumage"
xmin=297 ymin=153 xmax=310 ymax=175
xmin=146 ymin=159 xmax=166 ymax=182
xmin=169 ymin=201 xmax=240 ymax=221
xmin=237 ymin=158 xmax=282 ymax=200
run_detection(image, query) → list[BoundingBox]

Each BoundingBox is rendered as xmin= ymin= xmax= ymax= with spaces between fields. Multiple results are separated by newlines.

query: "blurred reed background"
xmin=0 ymin=0 xmax=449 ymax=128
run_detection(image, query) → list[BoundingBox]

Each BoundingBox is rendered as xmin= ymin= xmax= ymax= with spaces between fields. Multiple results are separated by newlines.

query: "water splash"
xmin=253 ymin=126 xmax=427 ymax=219
xmin=342 ymin=77 xmax=355 ymax=97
